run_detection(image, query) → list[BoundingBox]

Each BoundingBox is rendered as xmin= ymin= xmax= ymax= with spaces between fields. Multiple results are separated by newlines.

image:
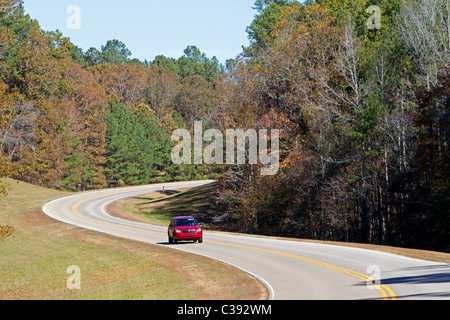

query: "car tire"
xmin=198 ymin=238 xmax=203 ymax=244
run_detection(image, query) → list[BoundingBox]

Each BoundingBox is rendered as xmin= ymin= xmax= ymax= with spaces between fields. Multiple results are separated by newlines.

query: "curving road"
xmin=42 ymin=181 xmax=450 ymax=300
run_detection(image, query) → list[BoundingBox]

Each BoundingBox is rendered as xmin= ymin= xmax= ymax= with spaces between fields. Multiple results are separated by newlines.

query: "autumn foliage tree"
xmin=212 ymin=0 xmax=449 ymax=252
xmin=0 ymin=0 xmax=223 ymax=191
xmin=0 ymin=0 xmax=448 ymax=252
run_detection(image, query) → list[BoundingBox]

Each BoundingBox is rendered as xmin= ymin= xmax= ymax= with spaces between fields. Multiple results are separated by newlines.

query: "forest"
xmin=0 ymin=0 xmax=449 ymax=252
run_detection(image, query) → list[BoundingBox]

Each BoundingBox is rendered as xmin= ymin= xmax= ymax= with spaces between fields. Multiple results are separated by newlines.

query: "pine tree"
xmin=105 ymin=100 xmax=146 ymax=187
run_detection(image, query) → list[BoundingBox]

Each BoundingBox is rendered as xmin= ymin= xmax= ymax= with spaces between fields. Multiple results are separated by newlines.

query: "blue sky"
xmin=22 ymin=0 xmax=256 ymax=64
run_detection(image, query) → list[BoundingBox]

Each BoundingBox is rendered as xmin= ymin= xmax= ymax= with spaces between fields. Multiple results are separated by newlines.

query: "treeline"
xmin=0 ymin=0 xmax=222 ymax=191
xmin=1 ymin=0 xmax=448 ymax=252
xmin=213 ymin=0 xmax=449 ymax=252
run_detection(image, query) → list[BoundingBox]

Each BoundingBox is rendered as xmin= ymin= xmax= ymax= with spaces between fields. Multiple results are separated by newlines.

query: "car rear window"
xmin=175 ymin=218 xmax=197 ymax=227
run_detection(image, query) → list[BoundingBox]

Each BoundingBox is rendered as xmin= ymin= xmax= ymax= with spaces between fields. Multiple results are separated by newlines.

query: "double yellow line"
xmin=71 ymin=192 xmax=397 ymax=300
xmin=207 ymin=239 xmax=397 ymax=300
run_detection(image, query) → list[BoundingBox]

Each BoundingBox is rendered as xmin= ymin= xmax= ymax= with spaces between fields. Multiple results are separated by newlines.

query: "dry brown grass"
xmin=0 ymin=179 xmax=267 ymax=300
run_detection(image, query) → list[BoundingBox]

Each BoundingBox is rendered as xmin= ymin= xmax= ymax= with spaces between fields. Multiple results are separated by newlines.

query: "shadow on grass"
xmin=132 ymin=190 xmax=181 ymax=203
xmin=137 ymin=182 xmax=219 ymax=225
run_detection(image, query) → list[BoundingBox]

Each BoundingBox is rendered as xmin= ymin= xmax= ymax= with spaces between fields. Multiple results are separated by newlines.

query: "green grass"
xmin=115 ymin=181 xmax=450 ymax=265
xmin=117 ymin=182 xmax=219 ymax=227
xmin=0 ymin=179 xmax=265 ymax=300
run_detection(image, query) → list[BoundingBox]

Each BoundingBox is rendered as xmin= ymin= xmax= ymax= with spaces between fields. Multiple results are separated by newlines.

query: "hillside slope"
xmin=0 ymin=180 xmax=264 ymax=300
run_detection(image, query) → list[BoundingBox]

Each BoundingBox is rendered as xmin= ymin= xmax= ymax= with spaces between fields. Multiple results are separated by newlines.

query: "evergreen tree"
xmin=101 ymin=39 xmax=131 ymax=64
xmin=105 ymin=100 xmax=146 ymax=186
xmin=137 ymin=105 xmax=171 ymax=180
xmin=246 ymin=0 xmax=297 ymax=49
xmin=176 ymin=46 xmax=224 ymax=83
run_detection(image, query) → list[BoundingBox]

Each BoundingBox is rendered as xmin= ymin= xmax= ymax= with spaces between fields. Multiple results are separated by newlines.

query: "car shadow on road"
xmin=157 ymin=241 xmax=199 ymax=246
xmin=393 ymin=291 xmax=450 ymax=299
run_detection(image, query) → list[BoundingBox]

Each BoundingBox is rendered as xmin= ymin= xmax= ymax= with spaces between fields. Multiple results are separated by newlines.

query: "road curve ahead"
xmin=43 ymin=181 xmax=450 ymax=300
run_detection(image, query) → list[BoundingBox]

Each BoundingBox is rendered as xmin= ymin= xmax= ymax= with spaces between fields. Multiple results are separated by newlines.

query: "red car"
xmin=168 ymin=216 xmax=203 ymax=244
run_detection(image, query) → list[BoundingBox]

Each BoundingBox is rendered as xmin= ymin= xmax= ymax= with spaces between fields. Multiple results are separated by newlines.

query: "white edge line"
xmin=99 ymin=190 xmax=277 ymax=301
xmin=42 ymin=182 xmax=276 ymax=301
xmin=168 ymin=246 xmax=276 ymax=301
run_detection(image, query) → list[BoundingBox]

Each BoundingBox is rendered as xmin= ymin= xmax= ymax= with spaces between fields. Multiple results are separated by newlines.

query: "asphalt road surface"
xmin=43 ymin=181 xmax=450 ymax=300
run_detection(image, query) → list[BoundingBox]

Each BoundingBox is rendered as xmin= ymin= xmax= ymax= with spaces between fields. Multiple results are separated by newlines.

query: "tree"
xmin=104 ymin=100 xmax=147 ymax=187
xmin=137 ymin=105 xmax=178 ymax=180
xmin=0 ymin=80 xmax=16 ymax=196
xmin=17 ymin=25 xmax=61 ymax=100
xmin=214 ymin=0 xmax=430 ymax=248
xmin=83 ymin=47 xmax=102 ymax=66
xmin=151 ymin=55 xmax=179 ymax=75
xmin=412 ymin=71 xmax=450 ymax=251
xmin=97 ymin=63 xmax=147 ymax=108
xmin=399 ymin=0 xmax=450 ymax=90
xmin=56 ymin=59 xmax=108 ymax=190
xmin=246 ymin=0 xmax=297 ymax=49
xmin=177 ymin=46 xmax=224 ymax=82
xmin=101 ymin=39 xmax=131 ymax=64
xmin=145 ymin=64 xmax=180 ymax=117
xmin=175 ymin=74 xmax=218 ymax=130
xmin=0 ymin=0 xmax=34 ymax=88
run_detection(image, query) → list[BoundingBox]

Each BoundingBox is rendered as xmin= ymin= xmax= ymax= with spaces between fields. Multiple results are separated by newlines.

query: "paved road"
xmin=42 ymin=181 xmax=450 ymax=300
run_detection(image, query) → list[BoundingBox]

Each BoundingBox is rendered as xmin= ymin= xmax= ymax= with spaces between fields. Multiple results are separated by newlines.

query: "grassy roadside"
xmin=107 ymin=182 xmax=219 ymax=228
xmin=0 ymin=179 xmax=267 ymax=300
xmin=108 ymin=182 xmax=450 ymax=264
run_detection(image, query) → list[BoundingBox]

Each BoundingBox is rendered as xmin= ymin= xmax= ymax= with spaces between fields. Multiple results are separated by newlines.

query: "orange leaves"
xmin=0 ymin=80 xmax=13 ymax=130
xmin=0 ymin=224 xmax=15 ymax=239
xmin=175 ymin=74 xmax=217 ymax=129
xmin=0 ymin=0 xmax=19 ymax=14
xmin=301 ymin=4 xmax=334 ymax=27
xmin=0 ymin=80 xmax=21 ymax=193
xmin=97 ymin=63 xmax=147 ymax=108
xmin=272 ymin=3 xmax=334 ymax=40
xmin=0 ymin=155 xmax=14 ymax=196
xmin=259 ymin=109 xmax=293 ymax=138
xmin=146 ymin=64 xmax=180 ymax=114
xmin=159 ymin=112 xmax=178 ymax=134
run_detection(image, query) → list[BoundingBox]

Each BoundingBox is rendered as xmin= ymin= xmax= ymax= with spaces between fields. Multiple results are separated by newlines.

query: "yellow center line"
xmin=381 ymin=284 xmax=397 ymax=299
xmin=71 ymin=192 xmax=397 ymax=300
xmin=71 ymin=193 xmax=166 ymax=236
xmin=207 ymin=240 xmax=397 ymax=300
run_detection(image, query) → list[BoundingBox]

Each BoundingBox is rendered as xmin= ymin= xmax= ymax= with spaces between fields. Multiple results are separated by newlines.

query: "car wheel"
xmin=198 ymin=238 xmax=203 ymax=244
